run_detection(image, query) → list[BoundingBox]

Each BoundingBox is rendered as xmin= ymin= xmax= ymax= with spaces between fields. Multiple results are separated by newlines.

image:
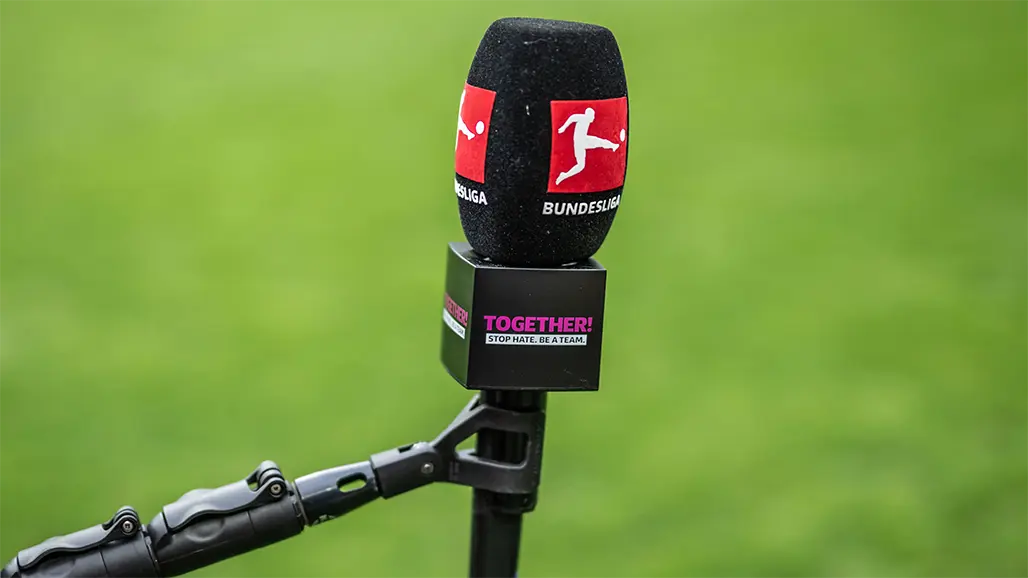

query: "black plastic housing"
xmin=1 ymin=507 xmax=157 ymax=578
xmin=441 ymin=242 xmax=606 ymax=391
xmin=146 ymin=462 xmax=304 ymax=576
xmin=147 ymin=498 xmax=301 ymax=577
xmin=3 ymin=534 xmax=157 ymax=578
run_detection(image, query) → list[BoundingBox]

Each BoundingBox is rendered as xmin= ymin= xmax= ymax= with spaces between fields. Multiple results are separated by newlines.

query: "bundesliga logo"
xmin=548 ymin=97 xmax=628 ymax=194
xmin=454 ymin=83 xmax=496 ymax=183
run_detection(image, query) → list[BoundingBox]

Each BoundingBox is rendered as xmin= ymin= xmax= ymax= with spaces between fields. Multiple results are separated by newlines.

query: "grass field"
xmin=2 ymin=2 xmax=1025 ymax=576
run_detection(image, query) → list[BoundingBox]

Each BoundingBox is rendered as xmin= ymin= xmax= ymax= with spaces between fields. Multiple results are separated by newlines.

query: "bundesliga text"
xmin=542 ymin=195 xmax=620 ymax=216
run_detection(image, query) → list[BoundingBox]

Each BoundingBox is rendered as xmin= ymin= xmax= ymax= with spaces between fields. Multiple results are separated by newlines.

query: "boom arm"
xmin=1 ymin=395 xmax=545 ymax=578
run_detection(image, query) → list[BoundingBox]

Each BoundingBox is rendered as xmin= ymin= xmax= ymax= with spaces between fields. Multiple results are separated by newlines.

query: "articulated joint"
xmin=370 ymin=395 xmax=545 ymax=499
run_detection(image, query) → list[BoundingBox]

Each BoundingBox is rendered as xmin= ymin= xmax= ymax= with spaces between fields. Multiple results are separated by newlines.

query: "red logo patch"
xmin=548 ymin=97 xmax=628 ymax=194
xmin=454 ymin=83 xmax=496 ymax=183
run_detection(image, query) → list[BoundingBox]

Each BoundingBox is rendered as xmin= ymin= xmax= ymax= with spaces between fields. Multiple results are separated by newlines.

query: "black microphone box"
xmin=440 ymin=242 xmax=606 ymax=391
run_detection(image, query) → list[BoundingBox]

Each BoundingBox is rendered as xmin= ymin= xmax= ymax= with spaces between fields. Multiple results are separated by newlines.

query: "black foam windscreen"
xmin=454 ymin=18 xmax=629 ymax=266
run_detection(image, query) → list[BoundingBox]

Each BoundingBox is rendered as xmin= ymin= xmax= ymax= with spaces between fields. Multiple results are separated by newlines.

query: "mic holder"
xmin=373 ymin=395 xmax=545 ymax=498
xmin=1 ymin=394 xmax=545 ymax=578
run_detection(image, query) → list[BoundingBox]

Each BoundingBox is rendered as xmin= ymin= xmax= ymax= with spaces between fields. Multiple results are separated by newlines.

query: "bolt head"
xmin=120 ymin=520 xmax=135 ymax=534
xmin=421 ymin=462 xmax=435 ymax=475
xmin=269 ymin=482 xmax=284 ymax=496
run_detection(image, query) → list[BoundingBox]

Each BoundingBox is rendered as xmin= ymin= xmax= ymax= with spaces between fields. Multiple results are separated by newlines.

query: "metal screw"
xmin=269 ymin=482 xmax=284 ymax=496
xmin=120 ymin=520 xmax=135 ymax=534
xmin=421 ymin=462 xmax=435 ymax=475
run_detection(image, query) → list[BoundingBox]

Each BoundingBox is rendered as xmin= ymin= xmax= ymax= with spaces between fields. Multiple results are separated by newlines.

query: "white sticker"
xmin=443 ymin=308 xmax=466 ymax=339
xmin=485 ymin=333 xmax=587 ymax=346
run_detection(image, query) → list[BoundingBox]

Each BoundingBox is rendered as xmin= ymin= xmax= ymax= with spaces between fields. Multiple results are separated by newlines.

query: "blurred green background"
xmin=2 ymin=1 xmax=1025 ymax=576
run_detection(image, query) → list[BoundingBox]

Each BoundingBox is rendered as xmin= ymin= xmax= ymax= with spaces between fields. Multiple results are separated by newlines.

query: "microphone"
xmin=454 ymin=17 xmax=629 ymax=266
xmin=443 ymin=17 xmax=627 ymax=393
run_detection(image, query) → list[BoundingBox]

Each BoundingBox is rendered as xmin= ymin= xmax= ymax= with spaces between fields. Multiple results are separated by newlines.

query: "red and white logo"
xmin=548 ymin=97 xmax=628 ymax=194
xmin=454 ymin=83 xmax=496 ymax=183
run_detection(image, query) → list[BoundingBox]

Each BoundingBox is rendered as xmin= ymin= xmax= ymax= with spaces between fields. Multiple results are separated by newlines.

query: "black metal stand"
xmin=469 ymin=391 xmax=546 ymax=578
xmin=1 ymin=394 xmax=548 ymax=578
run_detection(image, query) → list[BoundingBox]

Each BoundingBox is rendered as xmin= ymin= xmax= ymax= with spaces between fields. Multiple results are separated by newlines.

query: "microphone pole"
xmin=469 ymin=390 xmax=545 ymax=577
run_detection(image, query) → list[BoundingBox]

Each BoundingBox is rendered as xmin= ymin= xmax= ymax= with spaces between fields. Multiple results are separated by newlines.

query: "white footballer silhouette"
xmin=554 ymin=107 xmax=620 ymax=186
